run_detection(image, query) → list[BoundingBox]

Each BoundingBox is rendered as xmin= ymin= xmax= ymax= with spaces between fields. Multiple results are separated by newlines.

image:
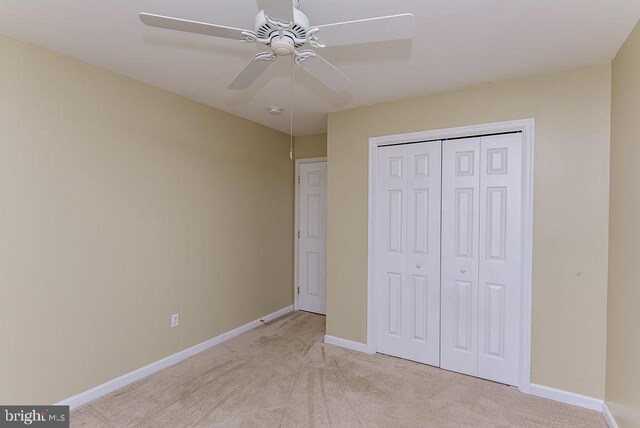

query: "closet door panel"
xmin=478 ymin=134 xmax=523 ymax=386
xmin=440 ymin=138 xmax=480 ymax=377
xmin=376 ymin=145 xmax=408 ymax=358
xmin=404 ymin=142 xmax=442 ymax=366
xmin=375 ymin=142 xmax=442 ymax=365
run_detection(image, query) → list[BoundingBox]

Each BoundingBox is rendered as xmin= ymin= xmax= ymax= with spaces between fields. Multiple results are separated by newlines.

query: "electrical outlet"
xmin=171 ymin=313 xmax=179 ymax=328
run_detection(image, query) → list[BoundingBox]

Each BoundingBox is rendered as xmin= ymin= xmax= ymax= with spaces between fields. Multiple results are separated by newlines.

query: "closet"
xmin=375 ymin=132 xmax=523 ymax=386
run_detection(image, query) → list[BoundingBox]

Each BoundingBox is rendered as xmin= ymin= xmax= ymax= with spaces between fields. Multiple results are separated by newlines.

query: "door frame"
xmin=367 ymin=119 xmax=534 ymax=394
xmin=294 ymin=157 xmax=327 ymax=311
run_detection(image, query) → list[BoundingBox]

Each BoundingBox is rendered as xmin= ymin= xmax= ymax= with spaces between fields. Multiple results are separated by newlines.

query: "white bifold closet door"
xmin=440 ymin=137 xmax=481 ymax=377
xmin=440 ymin=133 xmax=523 ymax=386
xmin=376 ymin=142 xmax=442 ymax=366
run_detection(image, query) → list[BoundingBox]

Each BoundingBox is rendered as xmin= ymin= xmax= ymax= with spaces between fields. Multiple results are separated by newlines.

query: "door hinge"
xmin=297 ymin=231 xmax=300 ymax=239
xmin=297 ymin=286 xmax=300 ymax=294
xmin=298 ymin=176 xmax=300 ymax=184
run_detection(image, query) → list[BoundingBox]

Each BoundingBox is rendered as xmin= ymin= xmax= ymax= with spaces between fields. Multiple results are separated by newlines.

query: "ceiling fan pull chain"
xmin=289 ymin=57 xmax=294 ymax=160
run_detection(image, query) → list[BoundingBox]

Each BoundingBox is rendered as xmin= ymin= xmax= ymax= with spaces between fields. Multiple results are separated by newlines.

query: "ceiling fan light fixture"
xmin=271 ymin=35 xmax=295 ymax=56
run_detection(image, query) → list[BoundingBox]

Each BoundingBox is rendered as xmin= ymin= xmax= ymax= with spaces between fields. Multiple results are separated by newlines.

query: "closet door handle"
xmin=460 ymin=269 xmax=466 ymax=274
xmin=416 ymin=264 xmax=422 ymax=269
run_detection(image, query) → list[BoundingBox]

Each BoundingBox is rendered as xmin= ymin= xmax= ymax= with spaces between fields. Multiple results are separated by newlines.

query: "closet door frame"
xmin=367 ymin=119 xmax=534 ymax=394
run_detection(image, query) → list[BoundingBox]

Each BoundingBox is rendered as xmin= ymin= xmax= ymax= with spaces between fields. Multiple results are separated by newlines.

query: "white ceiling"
xmin=1 ymin=1 xmax=639 ymax=135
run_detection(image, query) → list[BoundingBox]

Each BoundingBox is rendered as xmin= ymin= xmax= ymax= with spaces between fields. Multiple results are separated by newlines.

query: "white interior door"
xmin=375 ymin=142 xmax=441 ymax=366
xmin=440 ymin=138 xmax=481 ymax=377
xmin=298 ymin=161 xmax=327 ymax=315
xmin=441 ymin=134 xmax=523 ymax=386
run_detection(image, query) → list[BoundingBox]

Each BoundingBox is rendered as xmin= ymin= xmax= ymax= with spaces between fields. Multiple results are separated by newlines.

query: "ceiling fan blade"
xmin=227 ymin=53 xmax=277 ymax=90
xmin=298 ymin=53 xmax=353 ymax=93
xmin=140 ymin=13 xmax=250 ymax=40
xmin=314 ymin=13 xmax=414 ymax=47
xmin=262 ymin=0 xmax=294 ymax=23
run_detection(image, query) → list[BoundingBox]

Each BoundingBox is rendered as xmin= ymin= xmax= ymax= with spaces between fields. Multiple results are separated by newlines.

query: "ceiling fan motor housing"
xmin=255 ymin=9 xmax=310 ymax=53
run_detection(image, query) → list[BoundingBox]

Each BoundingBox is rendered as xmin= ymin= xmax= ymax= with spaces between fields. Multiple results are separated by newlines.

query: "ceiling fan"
xmin=139 ymin=0 xmax=414 ymax=93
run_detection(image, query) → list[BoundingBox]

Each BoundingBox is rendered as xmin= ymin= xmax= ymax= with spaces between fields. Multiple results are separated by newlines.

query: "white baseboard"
xmin=529 ymin=383 xmax=603 ymax=411
xmin=322 ymin=338 xmax=615 ymax=420
xmin=324 ymin=335 xmax=372 ymax=354
xmin=56 ymin=305 xmax=294 ymax=409
xmin=322 ymin=340 xmax=607 ymax=416
xmin=602 ymin=402 xmax=619 ymax=428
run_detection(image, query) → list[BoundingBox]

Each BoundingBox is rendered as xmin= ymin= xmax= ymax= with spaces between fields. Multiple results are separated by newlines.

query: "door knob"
xmin=461 ymin=269 xmax=466 ymax=274
xmin=416 ymin=264 xmax=422 ymax=269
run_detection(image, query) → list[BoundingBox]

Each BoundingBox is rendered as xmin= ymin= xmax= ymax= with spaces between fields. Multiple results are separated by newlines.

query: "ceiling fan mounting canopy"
xmin=139 ymin=0 xmax=415 ymax=92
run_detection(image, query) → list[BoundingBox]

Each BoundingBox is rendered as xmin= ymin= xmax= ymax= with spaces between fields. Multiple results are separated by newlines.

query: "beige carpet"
xmin=71 ymin=311 xmax=605 ymax=427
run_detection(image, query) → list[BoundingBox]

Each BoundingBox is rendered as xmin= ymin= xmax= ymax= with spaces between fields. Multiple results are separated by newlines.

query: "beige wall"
xmin=295 ymin=133 xmax=327 ymax=159
xmin=327 ymin=64 xmax=612 ymax=399
xmin=607 ymin=19 xmax=640 ymax=428
xmin=0 ymin=35 xmax=293 ymax=404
